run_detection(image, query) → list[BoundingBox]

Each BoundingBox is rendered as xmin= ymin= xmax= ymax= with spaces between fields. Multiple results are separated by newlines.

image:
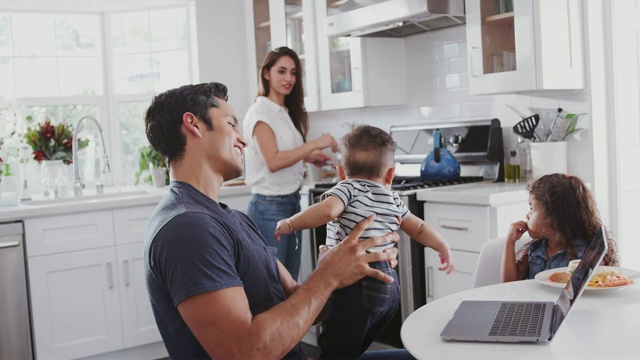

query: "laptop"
xmin=440 ymin=226 xmax=607 ymax=343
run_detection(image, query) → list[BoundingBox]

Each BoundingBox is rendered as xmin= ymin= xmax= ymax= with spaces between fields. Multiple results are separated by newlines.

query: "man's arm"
xmin=275 ymin=196 xmax=345 ymax=238
xmin=178 ymin=216 xmax=398 ymax=359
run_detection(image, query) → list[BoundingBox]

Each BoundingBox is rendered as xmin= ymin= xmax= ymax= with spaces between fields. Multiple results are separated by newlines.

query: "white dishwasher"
xmin=0 ymin=221 xmax=33 ymax=360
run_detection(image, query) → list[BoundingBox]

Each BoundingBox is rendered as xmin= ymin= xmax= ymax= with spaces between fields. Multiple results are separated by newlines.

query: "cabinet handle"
xmin=107 ymin=262 xmax=113 ymax=289
xmin=469 ymin=46 xmax=483 ymax=77
xmin=440 ymin=224 xmax=469 ymax=232
xmin=0 ymin=241 xmax=19 ymax=249
xmin=123 ymin=260 xmax=130 ymax=287
xmin=426 ymin=266 xmax=433 ymax=300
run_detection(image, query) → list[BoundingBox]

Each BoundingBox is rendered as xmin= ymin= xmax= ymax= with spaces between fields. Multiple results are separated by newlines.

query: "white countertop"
xmin=416 ymin=182 xmax=530 ymax=206
xmin=0 ymin=184 xmax=251 ymax=223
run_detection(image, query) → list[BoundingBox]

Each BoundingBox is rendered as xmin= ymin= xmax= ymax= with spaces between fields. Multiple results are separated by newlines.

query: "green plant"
xmin=135 ymin=145 xmax=167 ymax=185
xmin=23 ymin=117 xmax=89 ymax=164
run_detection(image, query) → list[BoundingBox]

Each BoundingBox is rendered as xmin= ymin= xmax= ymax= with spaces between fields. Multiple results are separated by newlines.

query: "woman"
xmin=243 ymin=46 xmax=337 ymax=280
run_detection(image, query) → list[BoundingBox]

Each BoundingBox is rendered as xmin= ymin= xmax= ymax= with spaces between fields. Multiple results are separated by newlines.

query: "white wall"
xmin=308 ymin=26 xmax=593 ymax=184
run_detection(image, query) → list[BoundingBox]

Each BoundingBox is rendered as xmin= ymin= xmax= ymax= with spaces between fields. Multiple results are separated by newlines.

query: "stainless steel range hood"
xmin=326 ymin=0 xmax=465 ymax=38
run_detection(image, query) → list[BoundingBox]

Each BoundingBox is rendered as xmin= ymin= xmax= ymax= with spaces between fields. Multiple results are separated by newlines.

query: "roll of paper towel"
xmin=530 ymin=141 xmax=567 ymax=180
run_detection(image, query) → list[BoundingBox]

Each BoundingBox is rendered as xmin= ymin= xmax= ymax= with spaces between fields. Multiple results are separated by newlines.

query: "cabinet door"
xmin=315 ymin=0 xmax=406 ymax=110
xmin=466 ymin=0 xmax=583 ymax=94
xmin=113 ymin=205 xmax=155 ymax=245
xmin=424 ymin=202 xmax=491 ymax=253
xmin=425 ymin=249 xmax=478 ymax=302
xmin=25 ymin=210 xmax=114 ymax=256
xmin=28 ymin=248 xmax=123 ymax=360
xmin=116 ymin=242 xmax=162 ymax=347
xmin=466 ymin=0 xmax=536 ymax=94
xmin=247 ymin=0 xmax=320 ymax=111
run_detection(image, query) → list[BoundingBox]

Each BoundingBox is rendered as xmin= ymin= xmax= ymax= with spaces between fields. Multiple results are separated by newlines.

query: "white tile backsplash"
xmin=309 ymin=26 xmax=593 ymax=183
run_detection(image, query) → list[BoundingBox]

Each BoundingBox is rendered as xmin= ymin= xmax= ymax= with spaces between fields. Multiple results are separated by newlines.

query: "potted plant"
xmin=135 ymin=145 xmax=168 ymax=187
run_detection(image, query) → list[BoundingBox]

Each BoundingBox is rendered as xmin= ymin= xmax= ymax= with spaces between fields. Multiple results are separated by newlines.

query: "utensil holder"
xmin=530 ymin=142 xmax=567 ymax=180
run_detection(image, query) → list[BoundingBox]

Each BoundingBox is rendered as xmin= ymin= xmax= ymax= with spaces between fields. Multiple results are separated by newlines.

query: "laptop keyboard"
xmin=489 ymin=302 xmax=547 ymax=337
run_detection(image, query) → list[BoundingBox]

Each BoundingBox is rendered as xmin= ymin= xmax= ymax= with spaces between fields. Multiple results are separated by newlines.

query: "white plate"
xmin=535 ymin=266 xmax=640 ymax=291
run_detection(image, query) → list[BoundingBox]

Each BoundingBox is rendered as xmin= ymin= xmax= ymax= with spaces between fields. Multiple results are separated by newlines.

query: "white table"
xmin=401 ymin=279 xmax=640 ymax=360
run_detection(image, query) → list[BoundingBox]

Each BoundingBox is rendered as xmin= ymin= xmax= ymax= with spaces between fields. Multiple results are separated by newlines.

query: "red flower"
xmin=33 ymin=150 xmax=48 ymax=162
xmin=62 ymin=137 xmax=73 ymax=150
xmin=41 ymin=121 xmax=55 ymax=141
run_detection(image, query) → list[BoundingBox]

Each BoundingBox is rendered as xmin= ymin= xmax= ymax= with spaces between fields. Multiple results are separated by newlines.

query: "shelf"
xmin=483 ymin=12 xmax=514 ymax=25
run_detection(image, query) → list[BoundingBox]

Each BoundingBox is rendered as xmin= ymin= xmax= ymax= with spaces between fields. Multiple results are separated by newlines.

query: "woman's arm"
xmin=252 ymin=121 xmax=336 ymax=173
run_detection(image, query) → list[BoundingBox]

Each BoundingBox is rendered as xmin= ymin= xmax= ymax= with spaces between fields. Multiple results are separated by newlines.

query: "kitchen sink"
xmin=21 ymin=188 xmax=150 ymax=206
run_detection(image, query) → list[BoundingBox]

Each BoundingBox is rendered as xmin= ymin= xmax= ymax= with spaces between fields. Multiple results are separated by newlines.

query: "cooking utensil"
xmin=420 ymin=129 xmax=460 ymax=181
xmin=512 ymin=114 xmax=541 ymax=141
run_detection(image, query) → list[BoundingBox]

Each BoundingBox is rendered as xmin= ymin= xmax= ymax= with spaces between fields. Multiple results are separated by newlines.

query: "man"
xmin=143 ymin=82 xmax=402 ymax=359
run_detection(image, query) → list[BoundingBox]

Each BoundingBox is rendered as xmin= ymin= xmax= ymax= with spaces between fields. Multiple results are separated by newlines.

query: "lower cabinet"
xmin=26 ymin=205 xmax=164 ymax=360
xmin=423 ymin=200 xmax=528 ymax=302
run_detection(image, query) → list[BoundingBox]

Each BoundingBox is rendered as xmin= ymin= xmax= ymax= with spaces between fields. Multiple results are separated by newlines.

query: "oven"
xmin=301 ymin=119 xmax=504 ymax=349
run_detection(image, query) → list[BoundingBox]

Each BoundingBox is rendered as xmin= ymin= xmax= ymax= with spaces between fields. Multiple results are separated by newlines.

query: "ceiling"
xmin=0 ymin=0 xmax=192 ymax=12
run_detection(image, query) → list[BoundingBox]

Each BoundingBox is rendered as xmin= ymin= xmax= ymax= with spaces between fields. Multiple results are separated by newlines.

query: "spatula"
xmin=512 ymin=114 xmax=540 ymax=141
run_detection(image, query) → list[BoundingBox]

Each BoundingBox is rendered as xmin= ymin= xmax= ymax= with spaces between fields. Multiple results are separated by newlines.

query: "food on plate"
xmin=568 ymin=259 xmax=580 ymax=274
xmin=588 ymin=269 xmax=634 ymax=288
xmin=548 ymin=271 xmax=571 ymax=283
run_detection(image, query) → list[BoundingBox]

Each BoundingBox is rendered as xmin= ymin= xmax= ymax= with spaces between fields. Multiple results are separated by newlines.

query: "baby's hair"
xmin=525 ymin=173 xmax=618 ymax=266
xmin=340 ymin=125 xmax=396 ymax=179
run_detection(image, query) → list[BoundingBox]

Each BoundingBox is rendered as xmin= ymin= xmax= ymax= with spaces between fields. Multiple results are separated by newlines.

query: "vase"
xmin=41 ymin=160 xmax=67 ymax=197
xmin=149 ymin=163 xmax=167 ymax=188
xmin=0 ymin=174 xmax=19 ymax=206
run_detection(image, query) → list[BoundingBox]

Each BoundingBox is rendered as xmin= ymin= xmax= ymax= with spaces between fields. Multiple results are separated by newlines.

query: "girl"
xmin=243 ymin=47 xmax=337 ymax=280
xmin=502 ymin=173 xmax=618 ymax=281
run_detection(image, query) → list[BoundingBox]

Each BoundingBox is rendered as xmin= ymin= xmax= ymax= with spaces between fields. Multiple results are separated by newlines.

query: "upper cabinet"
xmin=246 ymin=0 xmax=406 ymax=111
xmin=247 ymin=0 xmax=319 ymax=111
xmin=315 ymin=0 xmax=406 ymax=110
xmin=465 ymin=0 xmax=584 ymax=94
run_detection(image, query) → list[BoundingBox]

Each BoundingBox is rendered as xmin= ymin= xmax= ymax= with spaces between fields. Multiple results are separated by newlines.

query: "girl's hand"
xmin=507 ymin=221 xmax=528 ymax=244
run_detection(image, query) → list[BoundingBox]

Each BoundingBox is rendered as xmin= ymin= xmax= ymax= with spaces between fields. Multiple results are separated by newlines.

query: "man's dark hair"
xmin=144 ymin=82 xmax=228 ymax=165
xmin=340 ymin=125 xmax=396 ymax=179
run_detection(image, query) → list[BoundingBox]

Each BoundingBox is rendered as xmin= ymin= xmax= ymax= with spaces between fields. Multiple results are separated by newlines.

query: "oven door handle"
xmin=426 ymin=266 xmax=434 ymax=302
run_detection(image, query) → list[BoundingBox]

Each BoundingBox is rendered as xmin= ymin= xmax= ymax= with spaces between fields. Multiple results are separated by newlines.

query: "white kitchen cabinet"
xmin=315 ymin=0 xmax=406 ymax=110
xmin=25 ymin=206 xmax=163 ymax=360
xmin=423 ymin=200 xmax=528 ymax=301
xmin=246 ymin=0 xmax=320 ymax=111
xmin=28 ymin=247 xmax=124 ymax=360
xmin=465 ymin=0 xmax=583 ymax=94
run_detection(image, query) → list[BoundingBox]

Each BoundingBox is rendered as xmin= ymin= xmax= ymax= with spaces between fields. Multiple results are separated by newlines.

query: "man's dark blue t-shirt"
xmin=144 ymin=181 xmax=305 ymax=359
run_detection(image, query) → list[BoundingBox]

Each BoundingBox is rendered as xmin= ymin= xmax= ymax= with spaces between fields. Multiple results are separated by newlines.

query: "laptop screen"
xmin=550 ymin=226 xmax=607 ymax=338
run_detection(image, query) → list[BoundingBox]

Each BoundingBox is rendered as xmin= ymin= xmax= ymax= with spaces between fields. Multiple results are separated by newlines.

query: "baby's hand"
xmin=274 ymin=219 xmax=293 ymax=241
xmin=438 ymin=252 xmax=455 ymax=275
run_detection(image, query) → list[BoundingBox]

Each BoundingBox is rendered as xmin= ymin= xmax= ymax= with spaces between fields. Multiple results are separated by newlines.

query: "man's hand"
xmin=315 ymin=215 xmax=399 ymax=289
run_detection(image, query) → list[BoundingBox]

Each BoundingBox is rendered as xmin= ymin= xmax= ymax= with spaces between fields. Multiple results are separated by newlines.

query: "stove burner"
xmin=312 ymin=176 xmax=486 ymax=192
xmin=391 ymin=176 xmax=485 ymax=191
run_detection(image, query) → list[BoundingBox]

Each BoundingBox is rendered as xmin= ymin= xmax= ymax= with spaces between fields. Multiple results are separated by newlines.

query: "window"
xmin=0 ymin=4 xmax=196 ymax=191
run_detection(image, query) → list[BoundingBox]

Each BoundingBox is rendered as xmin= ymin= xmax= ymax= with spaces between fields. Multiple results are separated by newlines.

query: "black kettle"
xmin=420 ymin=129 xmax=460 ymax=181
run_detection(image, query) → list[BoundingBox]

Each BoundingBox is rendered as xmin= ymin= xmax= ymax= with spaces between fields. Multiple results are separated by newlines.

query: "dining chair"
xmin=473 ymin=235 xmax=530 ymax=288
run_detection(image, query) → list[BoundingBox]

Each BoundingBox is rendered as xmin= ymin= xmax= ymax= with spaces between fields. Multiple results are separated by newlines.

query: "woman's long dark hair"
xmin=257 ymin=46 xmax=308 ymax=142
xmin=518 ymin=173 xmax=618 ymax=266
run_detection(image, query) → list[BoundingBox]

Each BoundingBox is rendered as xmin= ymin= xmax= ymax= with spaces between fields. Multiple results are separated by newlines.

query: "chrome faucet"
xmin=72 ymin=116 xmax=111 ymax=196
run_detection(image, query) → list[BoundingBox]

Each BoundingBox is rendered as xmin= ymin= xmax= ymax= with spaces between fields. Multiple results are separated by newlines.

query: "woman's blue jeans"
xmin=248 ymin=191 xmax=302 ymax=280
